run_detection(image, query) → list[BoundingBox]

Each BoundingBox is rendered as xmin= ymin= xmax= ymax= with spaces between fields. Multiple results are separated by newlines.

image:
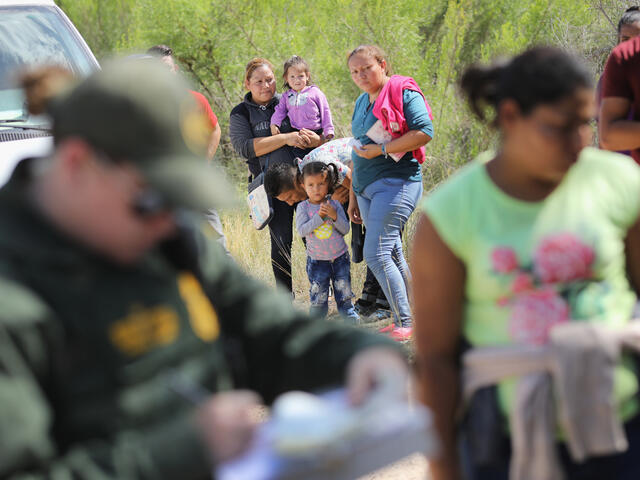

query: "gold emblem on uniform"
xmin=108 ymin=273 xmax=220 ymax=356
xmin=109 ymin=304 xmax=179 ymax=356
xmin=178 ymin=272 xmax=220 ymax=342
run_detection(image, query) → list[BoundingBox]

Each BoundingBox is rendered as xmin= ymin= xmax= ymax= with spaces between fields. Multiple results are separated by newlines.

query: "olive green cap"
xmin=49 ymin=58 xmax=237 ymax=211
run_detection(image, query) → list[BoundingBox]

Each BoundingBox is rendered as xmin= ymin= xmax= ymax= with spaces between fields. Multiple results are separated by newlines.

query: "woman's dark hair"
xmin=618 ymin=6 xmax=640 ymax=33
xmin=300 ymin=161 xmax=339 ymax=194
xmin=282 ymin=55 xmax=311 ymax=89
xmin=263 ymin=162 xmax=298 ymax=197
xmin=147 ymin=44 xmax=173 ymax=57
xmin=459 ymin=46 xmax=593 ymax=125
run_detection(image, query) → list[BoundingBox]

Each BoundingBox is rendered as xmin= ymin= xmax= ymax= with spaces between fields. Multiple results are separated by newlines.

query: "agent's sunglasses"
xmin=93 ymin=148 xmax=173 ymax=219
xmin=131 ymin=187 xmax=172 ymax=218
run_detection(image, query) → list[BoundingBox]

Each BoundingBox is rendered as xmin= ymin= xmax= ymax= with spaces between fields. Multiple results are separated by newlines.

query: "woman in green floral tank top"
xmin=412 ymin=47 xmax=640 ymax=480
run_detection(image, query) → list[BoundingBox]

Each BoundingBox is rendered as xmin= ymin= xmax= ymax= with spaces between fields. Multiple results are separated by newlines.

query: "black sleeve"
xmin=229 ymin=103 xmax=256 ymax=160
xmin=0 ymin=278 xmax=211 ymax=480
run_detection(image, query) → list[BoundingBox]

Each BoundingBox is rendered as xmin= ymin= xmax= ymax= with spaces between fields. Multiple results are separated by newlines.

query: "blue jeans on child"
xmin=356 ymin=177 xmax=423 ymax=328
xmin=306 ymin=251 xmax=358 ymax=323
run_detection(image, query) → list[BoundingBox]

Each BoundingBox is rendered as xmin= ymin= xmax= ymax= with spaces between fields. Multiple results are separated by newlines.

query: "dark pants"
xmin=361 ymin=267 xmax=390 ymax=308
xmin=351 ymin=221 xmax=389 ymax=307
xmin=268 ymin=197 xmax=294 ymax=293
xmin=460 ymin=414 xmax=640 ymax=480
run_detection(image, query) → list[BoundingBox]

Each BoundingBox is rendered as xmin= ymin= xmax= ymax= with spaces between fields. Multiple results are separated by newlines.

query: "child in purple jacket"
xmin=271 ymin=56 xmax=334 ymax=157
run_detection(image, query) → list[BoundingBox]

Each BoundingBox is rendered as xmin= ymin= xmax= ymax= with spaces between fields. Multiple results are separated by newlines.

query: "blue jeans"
xmin=306 ymin=251 xmax=358 ymax=323
xmin=356 ymin=177 xmax=423 ymax=328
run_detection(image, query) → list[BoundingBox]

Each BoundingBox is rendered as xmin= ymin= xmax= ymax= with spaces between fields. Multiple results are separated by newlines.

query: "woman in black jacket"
xmin=229 ymin=58 xmax=322 ymax=293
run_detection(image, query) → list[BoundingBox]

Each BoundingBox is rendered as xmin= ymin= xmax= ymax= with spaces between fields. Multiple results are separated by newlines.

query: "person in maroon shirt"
xmin=596 ymin=8 xmax=640 ymax=111
xmin=599 ymin=7 xmax=640 ymax=163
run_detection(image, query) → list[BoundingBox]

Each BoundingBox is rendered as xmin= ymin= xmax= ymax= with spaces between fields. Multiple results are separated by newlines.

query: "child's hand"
xmin=319 ymin=201 xmax=337 ymax=221
xmin=270 ymin=124 xmax=281 ymax=136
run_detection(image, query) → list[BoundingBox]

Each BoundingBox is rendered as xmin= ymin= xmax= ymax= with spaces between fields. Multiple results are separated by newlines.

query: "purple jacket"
xmin=270 ymin=85 xmax=334 ymax=138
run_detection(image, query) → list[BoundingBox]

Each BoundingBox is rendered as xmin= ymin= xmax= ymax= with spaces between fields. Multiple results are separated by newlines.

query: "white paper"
xmin=365 ymin=120 xmax=405 ymax=161
xmin=216 ymin=388 xmax=438 ymax=480
xmin=347 ymin=137 xmax=362 ymax=149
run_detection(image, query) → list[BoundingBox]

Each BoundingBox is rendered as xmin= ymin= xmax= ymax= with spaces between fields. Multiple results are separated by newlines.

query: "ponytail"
xmin=459 ymin=61 xmax=508 ymax=123
xmin=325 ymin=163 xmax=339 ymax=193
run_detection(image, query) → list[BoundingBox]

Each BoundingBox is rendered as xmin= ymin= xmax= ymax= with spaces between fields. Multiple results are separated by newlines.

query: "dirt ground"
xmin=359 ymin=453 xmax=430 ymax=479
xmin=357 ymin=316 xmax=429 ymax=479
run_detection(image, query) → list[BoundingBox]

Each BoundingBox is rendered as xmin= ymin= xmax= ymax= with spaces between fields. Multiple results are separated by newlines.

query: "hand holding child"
xmin=298 ymin=128 xmax=323 ymax=149
xmin=331 ymin=185 xmax=350 ymax=204
xmin=270 ymin=124 xmax=281 ymax=136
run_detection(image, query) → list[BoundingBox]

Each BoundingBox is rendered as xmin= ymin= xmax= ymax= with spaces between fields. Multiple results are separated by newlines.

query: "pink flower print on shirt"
xmin=533 ymin=233 xmax=595 ymax=284
xmin=511 ymin=272 xmax=534 ymax=293
xmin=509 ymin=288 xmax=570 ymax=345
xmin=491 ymin=247 xmax=519 ymax=274
xmin=497 ymin=297 xmax=510 ymax=307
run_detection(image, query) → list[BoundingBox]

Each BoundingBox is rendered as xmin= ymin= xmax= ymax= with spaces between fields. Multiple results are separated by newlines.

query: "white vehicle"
xmin=0 ymin=0 xmax=98 ymax=185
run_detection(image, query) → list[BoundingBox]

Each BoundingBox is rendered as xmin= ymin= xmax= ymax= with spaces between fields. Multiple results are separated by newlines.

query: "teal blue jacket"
xmin=350 ymin=89 xmax=433 ymax=194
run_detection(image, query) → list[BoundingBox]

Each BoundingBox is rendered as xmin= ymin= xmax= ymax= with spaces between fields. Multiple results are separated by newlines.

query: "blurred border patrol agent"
xmin=0 ymin=59 xmax=407 ymax=479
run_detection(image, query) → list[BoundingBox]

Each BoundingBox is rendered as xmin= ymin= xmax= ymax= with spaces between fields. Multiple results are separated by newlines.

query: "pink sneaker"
xmin=390 ymin=327 xmax=413 ymax=341
xmin=378 ymin=323 xmax=395 ymax=334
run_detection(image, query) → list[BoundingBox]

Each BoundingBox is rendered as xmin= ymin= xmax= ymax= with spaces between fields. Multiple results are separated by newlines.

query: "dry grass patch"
xmin=218 ymin=204 xmax=369 ymax=307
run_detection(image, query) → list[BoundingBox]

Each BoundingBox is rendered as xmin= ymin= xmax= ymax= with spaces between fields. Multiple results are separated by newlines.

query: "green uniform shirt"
xmin=421 ymin=147 xmax=640 ymax=422
xmin=0 ymin=159 xmax=397 ymax=479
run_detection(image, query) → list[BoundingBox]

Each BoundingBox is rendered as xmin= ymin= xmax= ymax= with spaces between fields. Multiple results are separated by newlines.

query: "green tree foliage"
xmin=58 ymin=0 xmax=637 ymax=187
xmin=57 ymin=0 xmax=136 ymax=58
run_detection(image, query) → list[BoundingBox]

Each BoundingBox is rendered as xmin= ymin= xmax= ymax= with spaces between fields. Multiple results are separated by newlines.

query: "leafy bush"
xmin=60 ymin=0 xmax=631 ymax=186
xmin=57 ymin=0 xmax=636 ymax=287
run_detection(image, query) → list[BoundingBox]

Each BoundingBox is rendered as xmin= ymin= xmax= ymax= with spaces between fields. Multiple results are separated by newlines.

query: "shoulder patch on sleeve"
xmin=0 ymin=277 xmax=53 ymax=328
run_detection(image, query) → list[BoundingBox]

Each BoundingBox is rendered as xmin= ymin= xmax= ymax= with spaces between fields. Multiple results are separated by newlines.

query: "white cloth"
xmin=462 ymin=322 xmax=640 ymax=480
